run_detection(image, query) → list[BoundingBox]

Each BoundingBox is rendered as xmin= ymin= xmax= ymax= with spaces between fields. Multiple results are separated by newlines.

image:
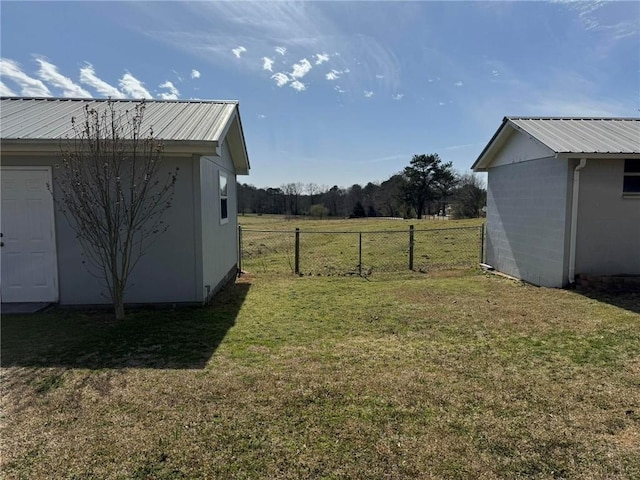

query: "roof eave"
xmin=219 ymin=105 xmax=251 ymax=175
xmin=556 ymin=152 xmax=640 ymax=160
xmin=0 ymin=138 xmax=220 ymax=158
xmin=471 ymin=117 xmax=510 ymax=171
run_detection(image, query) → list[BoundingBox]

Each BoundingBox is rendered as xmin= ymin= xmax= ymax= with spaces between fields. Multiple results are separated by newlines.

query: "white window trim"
xmin=219 ymin=171 xmax=229 ymax=224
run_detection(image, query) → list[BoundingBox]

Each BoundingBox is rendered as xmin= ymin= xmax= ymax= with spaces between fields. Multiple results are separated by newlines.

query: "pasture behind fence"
xmin=239 ymin=225 xmax=484 ymax=276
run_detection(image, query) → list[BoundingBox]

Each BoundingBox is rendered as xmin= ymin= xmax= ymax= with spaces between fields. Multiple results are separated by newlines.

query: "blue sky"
xmin=2 ymin=1 xmax=638 ymax=188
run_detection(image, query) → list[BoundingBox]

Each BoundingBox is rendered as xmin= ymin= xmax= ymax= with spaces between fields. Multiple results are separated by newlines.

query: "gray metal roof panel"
xmin=0 ymin=97 xmax=239 ymax=142
xmin=508 ymin=117 xmax=640 ymax=154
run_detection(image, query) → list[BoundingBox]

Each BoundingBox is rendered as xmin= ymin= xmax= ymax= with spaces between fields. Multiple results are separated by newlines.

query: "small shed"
xmin=472 ymin=117 xmax=640 ymax=288
xmin=1 ymin=97 xmax=250 ymax=305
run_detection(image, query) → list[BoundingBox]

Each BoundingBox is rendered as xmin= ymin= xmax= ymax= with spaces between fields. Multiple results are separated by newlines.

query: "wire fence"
xmin=239 ymin=225 xmax=484 ymax=276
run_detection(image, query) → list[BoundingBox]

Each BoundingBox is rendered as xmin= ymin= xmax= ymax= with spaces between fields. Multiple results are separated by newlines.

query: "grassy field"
xmin=238 ymin=214 xmax=485 ymax=231
xmin=2 ymin=270 xmax=639 ymax=479
xmin=239 ymin=215 xmax=484 ymax=274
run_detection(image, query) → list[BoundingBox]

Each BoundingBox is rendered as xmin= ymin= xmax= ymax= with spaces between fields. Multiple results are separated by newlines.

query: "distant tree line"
xmin=238 ymin=153 xmax=486 ymax=219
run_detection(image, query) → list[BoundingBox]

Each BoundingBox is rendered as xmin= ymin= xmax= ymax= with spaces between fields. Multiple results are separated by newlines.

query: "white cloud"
xmin=133 ymin=2 xmax=404 ymax=98
xmin=191 ymin=69 xmax=201 ymax=79
xmin=290 ymin=80 xmax=306 ymax=92
xmin=130 ymin=3 xmax=404 ymax=98
xmin=232 ymin=46 xmax=247 ymax=58
xmin=325 ymin=68 xmax=349 ymax=81
xmin=364 ymin=90 xmax=374 ymax=98
xmin=454 ymin=81 xmax=463 ymax=87
xmin=173 ymin=70 xmax=184 ymax=82
xmin=325 ymin=70 xmax=341 ymax=81
xmin=257 ymin=114 xmax=267 ymax=119
xmin=375 ymin=74 xmax=384 ymax=79
xmin=35 ymin=58 xmax=92 ymax=98
xmin=335 ymin=85 xmax=345 ymax=93
xmin=119 ymin=72 xmax=152 ymax=99
xmin=291 ymin=58 xmax=312 ymax=79
xmin=439 ymin=102 xmax=446 ymax=106
xmin=492 ymin=70 xmax=500 ymax=77
xmin=315 ymin=53 xmax=330 ymax=65
xmin=262 ymin=57 xmax=274 ymax=72
xmin=0 ymin=58 xmax=51 ymax=96
xmin=558 ymin=0 xmax=639 ymax=39
xmin=271 ymin=72 xmax=289 ymax=87
xmin=80 ymin=63 xmax=124 ymax=98
xmin=392 ymin=93 xmax=404 ymax=100
xmin=159 ymin=80 xmax=180 ymax=100
xmin=0 ymin=80 xmax=16 ymax=96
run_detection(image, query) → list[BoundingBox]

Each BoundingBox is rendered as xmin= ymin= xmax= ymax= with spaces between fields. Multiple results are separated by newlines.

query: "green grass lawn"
xmin=2 ymin=270 xmax=639 ymax=479
xmin=238 ymin=213 xmax=484 ymax=231
xmin=239 ymin=215 xmax=484 ymax=274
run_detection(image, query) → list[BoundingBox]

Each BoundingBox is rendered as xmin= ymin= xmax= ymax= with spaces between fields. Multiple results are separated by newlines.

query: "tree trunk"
xmin=113 ymin=284 xmax=125 ymax=320
xmin=115 ymin=301 xmax=125 ymax=320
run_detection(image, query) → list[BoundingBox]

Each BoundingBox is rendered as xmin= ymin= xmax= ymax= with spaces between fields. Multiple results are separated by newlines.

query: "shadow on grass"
xmin=1 ymin=280 xmax=251 ymax=370
xmin=574 ymin=288 xmax=640 ymax=315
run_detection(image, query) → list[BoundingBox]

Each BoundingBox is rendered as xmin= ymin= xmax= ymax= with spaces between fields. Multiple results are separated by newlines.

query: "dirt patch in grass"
xmin=2 ymin=271 xmax=639 ymax=479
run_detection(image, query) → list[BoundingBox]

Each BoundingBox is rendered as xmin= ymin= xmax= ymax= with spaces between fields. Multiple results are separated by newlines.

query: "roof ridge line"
xmin=506 ymin=116 xmax=640 ymax=121
xmin=0 ymin=96 xmax=239 ymax=104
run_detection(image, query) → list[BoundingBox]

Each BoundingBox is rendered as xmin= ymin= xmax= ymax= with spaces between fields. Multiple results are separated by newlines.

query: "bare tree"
xmin=306 ymin=182 xmax=320 ymax=208
xmin=281 ymin=182 xmax=304 ymax=215
xmin=451 ymin=172 xmax=487 ymax=219
xmin=52 ymin=100 xmax=178 ymax=320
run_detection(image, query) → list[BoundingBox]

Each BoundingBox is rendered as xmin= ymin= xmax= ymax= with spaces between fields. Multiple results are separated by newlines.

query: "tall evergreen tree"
xmin=402 ymin=153 xmax=457 ymax=219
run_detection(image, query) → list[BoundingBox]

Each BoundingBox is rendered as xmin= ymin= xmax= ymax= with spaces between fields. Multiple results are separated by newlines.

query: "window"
xmin=623 ymin=159 xmax=640 ymax=196
xmin=219 ymin=172 xmax=228 ymax=223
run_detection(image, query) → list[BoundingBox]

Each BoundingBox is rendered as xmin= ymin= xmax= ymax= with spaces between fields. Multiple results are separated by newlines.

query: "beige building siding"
xmin=575 ymin=159 xmax=640 ymax=275
xmin=200 ymin=140 xmax=239 ymax=302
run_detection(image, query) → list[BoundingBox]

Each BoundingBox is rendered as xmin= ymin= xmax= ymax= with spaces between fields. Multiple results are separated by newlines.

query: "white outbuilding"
xmin=473 ymin=117 xmax=639 ymax=288
xmin=1 ymin=97 xmax=250 ymax=306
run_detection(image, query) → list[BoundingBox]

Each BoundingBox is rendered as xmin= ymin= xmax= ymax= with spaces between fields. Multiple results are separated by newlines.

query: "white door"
xmin=1 ymin=167 xmax=58 ymax=302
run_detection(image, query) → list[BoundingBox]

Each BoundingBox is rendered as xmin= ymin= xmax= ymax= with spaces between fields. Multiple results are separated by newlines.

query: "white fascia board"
xmin=471 ymin=120 xmax=513 ymax=171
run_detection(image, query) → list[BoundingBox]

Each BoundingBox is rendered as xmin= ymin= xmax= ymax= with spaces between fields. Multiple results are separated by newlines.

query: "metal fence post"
xmin=409 ymin=225 xmax=414 ymax=271
xmin=359 ymin=232 xmax=362 ymax=275
xmin=237 ymin=225 xmax=243 ymax=277
xmin=295 ymin=227 xmax=300 ymax=274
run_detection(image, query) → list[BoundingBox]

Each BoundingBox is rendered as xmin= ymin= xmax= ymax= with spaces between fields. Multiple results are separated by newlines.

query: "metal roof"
xmin=472 ymin=117 xmax=640 ymax=170
xmin=0 ymin=97 xmax=239 ymax=141
xmin=0 ymin=97 xmax=250 ymax=174
xmin=508 ymin=117 xmax=640 ymax=154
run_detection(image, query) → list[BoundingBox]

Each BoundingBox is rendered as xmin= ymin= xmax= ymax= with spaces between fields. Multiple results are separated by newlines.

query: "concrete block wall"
xmin=485 ymin=157 xmax=570 ymax=287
